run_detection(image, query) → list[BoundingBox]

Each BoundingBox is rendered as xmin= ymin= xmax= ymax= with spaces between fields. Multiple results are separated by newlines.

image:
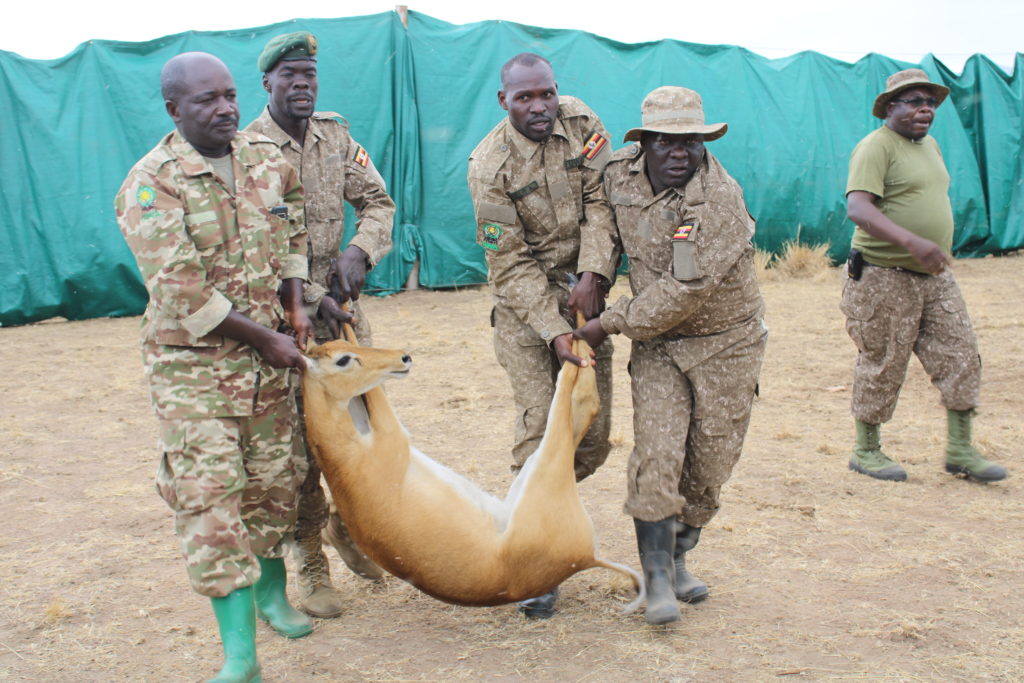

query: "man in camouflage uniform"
xmin=467 ymin=52 xmax=616 ymax=619
xmin=245 ymin=31 xmax=394 ymax=619
xmin=842 ymin=68 xmax=1007 ymax=483
xmin=576 ymin=86 xmax=767 ymax=625
xmin=116 ymin=52 xmax=314 ymax=682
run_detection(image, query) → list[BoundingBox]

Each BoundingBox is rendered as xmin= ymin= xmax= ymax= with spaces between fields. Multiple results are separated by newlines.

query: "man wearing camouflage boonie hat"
xmin=575 ymin=86 xmax=767 ymax=625
xmin=842 ymin=68 xmax=1007 ymax=484
xmin=466 ymin=52 xmax=616 ymax=619
xmin=246 ymin=31 xmax=396 ymax=618
xmin=116 ymin=51 xmax=314 ymax=681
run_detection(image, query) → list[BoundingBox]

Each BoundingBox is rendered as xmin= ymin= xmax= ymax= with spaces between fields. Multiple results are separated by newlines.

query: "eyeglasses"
xmin=892 ymin=97 xmax=940 ymax=108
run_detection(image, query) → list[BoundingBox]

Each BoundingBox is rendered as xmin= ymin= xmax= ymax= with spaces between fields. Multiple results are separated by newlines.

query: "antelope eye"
xmin=335 ymin=355 xmax=351 ymax=368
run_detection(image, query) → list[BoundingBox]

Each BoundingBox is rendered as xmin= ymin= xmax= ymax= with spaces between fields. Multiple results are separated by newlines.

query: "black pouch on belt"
xmin=846 ymin=249 xmax=863 ymax=280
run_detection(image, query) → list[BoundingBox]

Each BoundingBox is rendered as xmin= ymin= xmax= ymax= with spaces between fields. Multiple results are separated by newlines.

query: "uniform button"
xmin=541 ymin=329 xmax=551 ymax=340
xmin=500 ymin=144 xmax=508 ymax=152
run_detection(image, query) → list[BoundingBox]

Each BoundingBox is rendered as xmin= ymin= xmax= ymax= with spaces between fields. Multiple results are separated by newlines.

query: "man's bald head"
xmin=160 ymin=52 xmax=230 ymax=102
xmin=160 ymin=52 xmax=239 ymax=157
xmin=500 ymin=53 xmax=552 ymax=89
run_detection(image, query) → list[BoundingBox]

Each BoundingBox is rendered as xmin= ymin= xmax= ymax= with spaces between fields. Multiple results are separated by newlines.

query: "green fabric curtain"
xmin=1 ymin=10 xmax=1020 ymax=326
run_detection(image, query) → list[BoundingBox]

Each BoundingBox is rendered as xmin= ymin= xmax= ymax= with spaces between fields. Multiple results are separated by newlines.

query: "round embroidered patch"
xmin=137 ymin=185 xmax=155 ymax=210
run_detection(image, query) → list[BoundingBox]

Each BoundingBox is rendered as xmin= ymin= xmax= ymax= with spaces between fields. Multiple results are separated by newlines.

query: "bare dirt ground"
xmin=1 ymin=255 xmax=1022 ymax=682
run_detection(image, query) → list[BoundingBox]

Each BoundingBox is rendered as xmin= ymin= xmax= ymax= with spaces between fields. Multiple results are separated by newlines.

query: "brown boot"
xmin=294 ymin=533 xmax=345 ymax=618
xmin=323 ymin=512 xmax=384 ymax=581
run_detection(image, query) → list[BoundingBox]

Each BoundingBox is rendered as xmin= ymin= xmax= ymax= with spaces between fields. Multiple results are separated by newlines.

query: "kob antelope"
xmin=300 ymin=327 xmax=643 ymax=611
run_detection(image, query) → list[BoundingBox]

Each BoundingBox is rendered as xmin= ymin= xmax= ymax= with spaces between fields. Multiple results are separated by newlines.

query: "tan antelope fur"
xmin=300 ymin=326 xmax=644 ymax=611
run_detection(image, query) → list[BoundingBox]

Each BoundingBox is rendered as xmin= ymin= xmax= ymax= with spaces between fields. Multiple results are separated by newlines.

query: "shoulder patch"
xmin=582 ymin=131 xmax=609 ymax=160
xmin=352 ymin=145 xmax=370 ymax=167
xmin=481 ymin=223 xmax=502 ymax=250
xmin=137 ymin=185 xmax=156 ymax=210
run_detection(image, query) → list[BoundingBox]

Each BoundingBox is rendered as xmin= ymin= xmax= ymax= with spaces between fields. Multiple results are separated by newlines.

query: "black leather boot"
xmin=634 ymin=518 xmax=680 ymax=625
xmin=674 ymin=524 xmax=709 ymax=603
xmin=517 ymin=587 xmax=559 ymax=619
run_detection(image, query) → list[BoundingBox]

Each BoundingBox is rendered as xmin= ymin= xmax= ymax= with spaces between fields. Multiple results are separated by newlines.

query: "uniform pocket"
xmin=186 ymin=214 xmax=226 ymax=250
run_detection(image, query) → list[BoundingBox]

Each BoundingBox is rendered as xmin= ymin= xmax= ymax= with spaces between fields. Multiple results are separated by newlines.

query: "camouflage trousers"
xmin=625 ymin=329 xmax=766 ymax=526
xmin=294 ymin=318 xmax=373 ymax=544
xmin=840 ymin=266 xmax=980 ymax=424
xmin=155 ymin=399 xmax=302 ymax=597
xmin=492 ymin=304 xmax=613 ymax=482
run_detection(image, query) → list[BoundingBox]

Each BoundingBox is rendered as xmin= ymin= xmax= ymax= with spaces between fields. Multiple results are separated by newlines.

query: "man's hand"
xmin=334 ymin=245 xmax=370 ymax=302
xmin=284 ymin=307 xmax=313 ymax=351
xmin=212 ymin=310 xmax=306 ymax=372
xmin=318 ymin=296 xmax=356 ymax=339
xmin=553 ymin=332 xmax=594 ymax=367
xmin=906 ymin=234 xmax=953 ymax=274
xmin=573 ymin=317 xmax=608 ymax=350
xmin=280 ymin=278 xmax=311 ymax=350
xmin=255 ymin=329 xmax=307 ymax=371
xmin=847 ymin=191 xmax=952 ymax=274
xmin=568 ymin=271 xmax=609 ymax=321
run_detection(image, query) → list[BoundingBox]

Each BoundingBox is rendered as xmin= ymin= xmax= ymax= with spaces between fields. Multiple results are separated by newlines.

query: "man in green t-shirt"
xmin=841 ymin=68 xmax=1007 ymax=483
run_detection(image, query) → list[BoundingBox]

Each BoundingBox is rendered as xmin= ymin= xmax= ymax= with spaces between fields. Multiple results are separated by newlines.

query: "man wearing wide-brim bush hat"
xmin=622 ymin=85 xmax=728 ymax=142
xmin=575 ymin=85 xmax=766 ymax=626
xmin=871 ymin=67 xmax=949 ymax=119
xmin=841 ymin=67 xmax=1007 ymax=485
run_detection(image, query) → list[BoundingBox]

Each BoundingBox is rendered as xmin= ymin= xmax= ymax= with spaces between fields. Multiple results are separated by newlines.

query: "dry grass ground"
xmin=1 ymin=254 xmax=1022 ymax=682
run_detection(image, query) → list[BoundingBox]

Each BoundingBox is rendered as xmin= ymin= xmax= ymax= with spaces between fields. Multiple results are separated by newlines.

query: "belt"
xmin=863 ymin=261 xmax=931 ymax=277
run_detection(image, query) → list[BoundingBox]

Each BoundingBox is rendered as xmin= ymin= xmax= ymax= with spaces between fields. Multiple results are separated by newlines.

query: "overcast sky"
xmin=3 ymin=0 xmax=1020 ymax=72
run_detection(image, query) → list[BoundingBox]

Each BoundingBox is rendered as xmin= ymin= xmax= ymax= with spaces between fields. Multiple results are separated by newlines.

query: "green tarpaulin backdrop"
xmin=1 ymin=11 xmax=1021 ymax=326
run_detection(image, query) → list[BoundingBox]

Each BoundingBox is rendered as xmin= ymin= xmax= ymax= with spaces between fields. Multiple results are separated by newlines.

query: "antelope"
xmin=300 ymin=326 xmax=643 ymax=612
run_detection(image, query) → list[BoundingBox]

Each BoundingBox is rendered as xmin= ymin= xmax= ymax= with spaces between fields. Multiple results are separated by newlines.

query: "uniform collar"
xmin=253 ymin=106 xmax=325 ymax=151
xmin=505 ymin=115 xmax=569 ymax=159
xmin=166 ymin=129 xmax=254 ymax=177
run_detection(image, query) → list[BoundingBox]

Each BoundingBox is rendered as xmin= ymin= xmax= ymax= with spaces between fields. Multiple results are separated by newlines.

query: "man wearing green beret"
xmin=246 ymin=31 xmax=396 ymax=618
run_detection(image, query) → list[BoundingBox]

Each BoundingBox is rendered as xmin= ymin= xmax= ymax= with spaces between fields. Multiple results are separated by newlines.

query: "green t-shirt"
xmin=846 ymin=125 xmax=954 ymax=273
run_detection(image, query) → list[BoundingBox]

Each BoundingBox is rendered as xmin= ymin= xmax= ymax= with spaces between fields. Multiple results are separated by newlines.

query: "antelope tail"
xmin=593 ymin=558 xmax=646 ymax=615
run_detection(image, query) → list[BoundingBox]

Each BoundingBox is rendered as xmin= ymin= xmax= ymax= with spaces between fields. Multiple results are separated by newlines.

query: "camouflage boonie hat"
xmin=258 ymin=31 xmax=318 ymax=72
xmin=873 ymin=68 xmax=950 ymax=119
xmin=623 ymin=86 xmax=728 ymax=143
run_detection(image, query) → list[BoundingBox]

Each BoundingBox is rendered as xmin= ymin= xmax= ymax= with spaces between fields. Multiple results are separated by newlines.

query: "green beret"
xmin=258 ymin=31 xmax=318 ymax=73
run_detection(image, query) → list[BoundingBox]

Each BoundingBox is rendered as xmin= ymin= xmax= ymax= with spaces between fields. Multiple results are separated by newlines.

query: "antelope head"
xmin=303 ymin=339 xmax=412 ymax=401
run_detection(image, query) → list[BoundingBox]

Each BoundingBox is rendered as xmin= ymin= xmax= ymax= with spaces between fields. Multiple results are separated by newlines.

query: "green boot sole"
xmin=849 ymin=457 xmax=907 ymax=481
xmin=944 ymin=461 xmax=1008 ymax=482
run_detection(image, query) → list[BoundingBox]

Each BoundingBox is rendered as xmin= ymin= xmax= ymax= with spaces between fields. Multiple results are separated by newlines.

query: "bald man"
xmin=116 ymin=51 xmax=313 ymax=681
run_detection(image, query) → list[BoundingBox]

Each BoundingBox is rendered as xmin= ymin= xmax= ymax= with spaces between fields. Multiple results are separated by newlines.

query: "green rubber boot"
xmin=208 ymin=587 xmax=261 ymax=683
xmin=253 ymin=557 xmax=314 ymax=639
xmin=848 ymin=420 xmax=907 ymax=481
xmin=945 ymin=409 xmax=1008 ymax=482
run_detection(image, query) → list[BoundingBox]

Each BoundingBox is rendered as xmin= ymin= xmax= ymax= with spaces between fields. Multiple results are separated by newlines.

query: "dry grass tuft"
xmin=754 ymin=249 xmax=776 ymax=280
xmin=45 ymin=598 xmax=72 ymax=623
xmin=773 ymin=241 xmax=833 ymax=280
xmin=757 ymin=241 xmax=834 ymax=281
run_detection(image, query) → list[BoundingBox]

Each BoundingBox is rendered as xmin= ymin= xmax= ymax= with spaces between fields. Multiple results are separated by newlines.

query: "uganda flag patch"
xmin=673 ymin=224 xmax=696 ymax=241
xmin=582 ymin=131 xmax=608 ymax=160
xmin=353 ymin=145 xmax=370 ymax=167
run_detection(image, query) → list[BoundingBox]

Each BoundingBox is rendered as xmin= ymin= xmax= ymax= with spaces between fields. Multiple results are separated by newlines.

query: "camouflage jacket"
xmin=115 ymin=129 xmax=307 ymax=420
xmin=591 ymin=146 xmax=764 ymax=348
xmin=467 ymin=96 xmax=615 ymax=345
xmin=245 ymin=108 xmax=394 ymax=334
